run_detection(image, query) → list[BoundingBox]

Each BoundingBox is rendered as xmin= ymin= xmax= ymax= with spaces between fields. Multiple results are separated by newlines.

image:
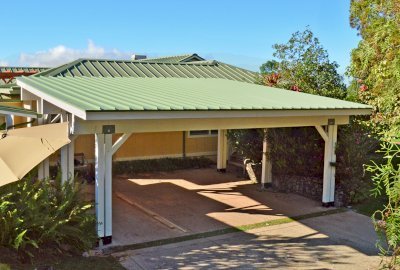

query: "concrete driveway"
xmin=113 ymin=211 xmax=381 ymax=269
xmin=112 ymin=168 xmax=331 ymax=246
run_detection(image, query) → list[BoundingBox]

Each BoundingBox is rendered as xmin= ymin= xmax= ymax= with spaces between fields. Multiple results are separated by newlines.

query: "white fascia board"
xmin=85 ymin=108 xmax=372 ymax=121
xmin=73 ymin=115 xmax=350 ymax=135
xmin=17 ymin=80 xmax=87 ymax=120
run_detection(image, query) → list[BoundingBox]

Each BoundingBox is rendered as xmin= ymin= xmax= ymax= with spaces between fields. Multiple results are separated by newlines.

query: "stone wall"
xmin=272 ymin=174 xmax=347 ymax=207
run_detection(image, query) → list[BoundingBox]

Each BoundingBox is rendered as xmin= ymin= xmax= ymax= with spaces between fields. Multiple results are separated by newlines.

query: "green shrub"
xmin=366 ymin=137 xmax=400 ymax=268
xmin=227 ymin=119 xmax=380 ymax=205
xmin=227 ymin=129 xmax=264 ymax=163
xmin=0 ymin=175 xmax=97 ymax=261
xmin=113 ymin=157 xmax=214 ymax=175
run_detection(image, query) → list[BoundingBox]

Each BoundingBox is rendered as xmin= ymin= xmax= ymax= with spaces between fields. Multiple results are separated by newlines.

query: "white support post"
xmin=261 ymin=129 xmax=272 ymax=189
xmin=60 ymin=146 xmax=68 ymax=182
xmin=36 ymin=98 xmax=50 ymax=180
xmin=51 ymin=114 xmax=61 ymax=123
xmin=217 ymin=129 xmax=228 ymax=172
xmin=321 ymin=120 xmax=338 ymax=206
xmin=23 ymin=101 xmax=32 ymax=127
xmin=94 ymin=132 xmax=130 ymax=245
xmin=111 ymin=133 xmax=132 ymax=155
xmin=104 ymin=134 xmax=113 ymax=240
xmin=95 ymin=133 xmax=105 ymax=240
xmin=67 ymin=137 xmax=75 ymax=179
xmin=60 ymin=136 xmax=76 ymax=183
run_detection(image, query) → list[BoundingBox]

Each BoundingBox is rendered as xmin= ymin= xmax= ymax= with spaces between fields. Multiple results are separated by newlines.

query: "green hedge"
xmin=113 ymin=157 xmax=214 ymax=175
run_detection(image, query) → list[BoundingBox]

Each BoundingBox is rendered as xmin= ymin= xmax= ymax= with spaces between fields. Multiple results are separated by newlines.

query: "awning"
xmin=0 ymin=122 xmax=70 ymax=186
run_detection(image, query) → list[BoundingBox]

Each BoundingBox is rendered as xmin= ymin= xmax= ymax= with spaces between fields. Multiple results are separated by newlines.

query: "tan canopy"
xmin=0 ymin=122 xmax=70 ymax=186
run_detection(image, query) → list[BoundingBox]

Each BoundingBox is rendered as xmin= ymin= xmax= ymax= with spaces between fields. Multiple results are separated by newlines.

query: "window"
xmin=188 ymin=130 xmax=218 ymax=137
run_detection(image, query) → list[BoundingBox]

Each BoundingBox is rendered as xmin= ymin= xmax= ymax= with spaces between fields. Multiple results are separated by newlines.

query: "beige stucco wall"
xmin=74 ymin=131 xmax=218 ymax=162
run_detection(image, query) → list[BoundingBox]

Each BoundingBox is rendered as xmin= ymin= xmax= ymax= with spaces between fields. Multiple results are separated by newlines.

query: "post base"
xmin=101 ymin=236 xmax=112 ymax=245
xmin=322 ymin=202 xmax=335 ymax=207
xmin=217 ymin=168 xmax=226 ymax=173
xmin=259 ymin=183 xmax=272 ymax=191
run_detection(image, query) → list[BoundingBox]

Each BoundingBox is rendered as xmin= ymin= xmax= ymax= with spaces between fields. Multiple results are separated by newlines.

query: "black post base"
xmin=217 ymin=168 xmax=226 ymax=173
xmin=322 ymin=202 xmax=335 ymax=207
xmin=101 ymin=236 xmax=112 ymax=245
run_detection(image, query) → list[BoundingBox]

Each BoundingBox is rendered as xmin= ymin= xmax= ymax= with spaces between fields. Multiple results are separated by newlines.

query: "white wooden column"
xmin=261 ymin=129 xmax=272 ymax=188
xmin=217 ymin=129 xmax=228 ymax=172
xmin=104 ymin=134 xmax=113 ymax=240
xmin=60 ymin=112 xmax=74 ymax=183
xmin=60 ymin=137 xmax=75 ymax=183
xmin=37 ymin=98 xmax=50 ymax=180
xmin=23 ymin=100 xmax=33 ymax=127
xmin=95 ymin=133 xmax=106 ymax=240
xmin=95 ymin=131 xmax=131 ymax=245
xmin=316 ymin=119 xmax=338 ymax=206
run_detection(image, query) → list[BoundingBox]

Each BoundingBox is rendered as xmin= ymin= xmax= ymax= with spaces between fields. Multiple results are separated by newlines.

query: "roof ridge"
xmin=140 ymin=53 xmax=193 ymax=60
xmin=34 ymin=58 xmax=87 ymax=77
xmin=0 ymin=66 xmax=48 ymax=69
xmin=139 ymin=53 xmax=205 ymax=63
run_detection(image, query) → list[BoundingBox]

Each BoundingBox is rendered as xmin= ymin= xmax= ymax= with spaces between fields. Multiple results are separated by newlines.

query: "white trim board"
xmin=85 ymin=108 xmax=372 ymax=121
xmin=73 ymin=115 xmax=350 ymax=134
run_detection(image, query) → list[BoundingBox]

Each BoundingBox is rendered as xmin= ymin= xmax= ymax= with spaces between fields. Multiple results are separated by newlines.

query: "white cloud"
xmin=0 ymin=60 xmax=9 ymax=66
xmin=18 ymin=40 xmax=132 ymax=67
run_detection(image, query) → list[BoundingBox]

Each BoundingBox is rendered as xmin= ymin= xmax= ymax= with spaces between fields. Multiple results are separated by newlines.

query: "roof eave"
xmin=84 ymin=108 xmax=372 ymax=121
xmin=16 ymin=78 xmax=87 ymax=120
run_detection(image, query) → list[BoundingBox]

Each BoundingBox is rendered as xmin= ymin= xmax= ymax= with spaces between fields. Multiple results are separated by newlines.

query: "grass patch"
xmin=105 ymin=208 xmax=347 ymax=254
xmin=113 ymin=156 xmax=214 ymax=175
xmin=352 ymin=195 xmax=387 ymax=216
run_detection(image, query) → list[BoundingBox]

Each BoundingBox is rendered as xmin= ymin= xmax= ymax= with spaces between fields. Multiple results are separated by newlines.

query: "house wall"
xmin=74 ymin=132 xmax=218 ymax=162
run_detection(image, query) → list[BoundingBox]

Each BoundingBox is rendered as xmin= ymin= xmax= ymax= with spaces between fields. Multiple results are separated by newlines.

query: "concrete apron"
xmin=108 ymin=168 xmax=333 ymax=248
xmin=112 ymin=211 xmax=380 ymax=270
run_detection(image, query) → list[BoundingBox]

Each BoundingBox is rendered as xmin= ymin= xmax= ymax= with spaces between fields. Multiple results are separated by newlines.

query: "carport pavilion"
xmin=16 ymin=75 xmax=371 ymax=245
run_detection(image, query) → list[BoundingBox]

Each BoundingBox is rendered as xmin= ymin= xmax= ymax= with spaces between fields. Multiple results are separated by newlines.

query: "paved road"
xmin=113 ymin=211 xmax=381 ymax=269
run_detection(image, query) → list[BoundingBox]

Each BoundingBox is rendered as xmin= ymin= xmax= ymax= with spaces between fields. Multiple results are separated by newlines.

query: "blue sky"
xmin=0 ymin=0 xmax=359 ymax=75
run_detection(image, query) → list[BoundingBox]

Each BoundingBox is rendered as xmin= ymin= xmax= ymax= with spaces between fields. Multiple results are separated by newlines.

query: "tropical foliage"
xmin=0 ymin=175 xmax=96 ymax=262
xmin=349 ymin=0 xmax=400 ymax=267
xmin=230 ymin=28 xmax=376 ymax=204
xmin=349 ymin=0 xmax=400 ymax=136
xmin=366 ymin=138 xmax=400 ymax=268
xmin=259 ymin=28 xmax=346 ymax=99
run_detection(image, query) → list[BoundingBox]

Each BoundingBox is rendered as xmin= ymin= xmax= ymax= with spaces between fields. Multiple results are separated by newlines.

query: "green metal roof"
xmin=139 ymin=53 xmax=205 ymax=63
xmin=0 ymin=66 xmax=48 ymax=73
xmin=0 ymin=104 xmax=38 ymax=117
xmin=37 ymin=58 xmax=257 ymax=83
xmin=17 ymin=76 xmax=372 ymax=115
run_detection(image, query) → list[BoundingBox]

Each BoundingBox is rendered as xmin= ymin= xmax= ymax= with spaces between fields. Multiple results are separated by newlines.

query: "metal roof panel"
xmin=17 ymin=76 xmax=372 ymax=114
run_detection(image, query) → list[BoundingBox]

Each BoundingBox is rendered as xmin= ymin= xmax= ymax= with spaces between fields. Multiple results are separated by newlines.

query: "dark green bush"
xmin=227 ymin=129 xmax=264 ymax=163
xmin=227 ymin=118 xmax=380 ymax=205
xmin=0 ymin=175 xmax=97 ymax=260
xmin=113 ymin=156 xmax=214 ymax=175
xmin=366 ymin=137 xmax=400 ymax=268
